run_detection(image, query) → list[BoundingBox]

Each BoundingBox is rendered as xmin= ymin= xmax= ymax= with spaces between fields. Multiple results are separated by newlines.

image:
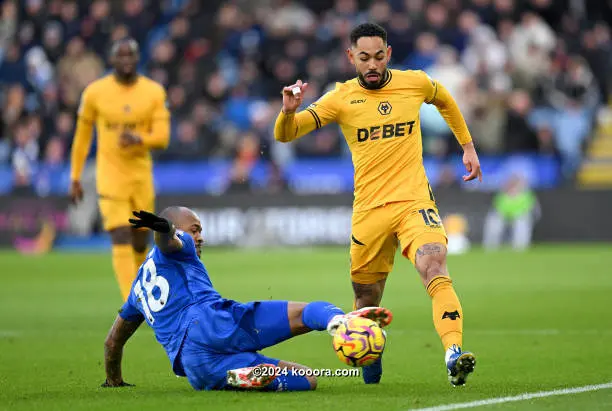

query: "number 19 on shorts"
xmin=418 ymin=208 xmax=441 ymax=227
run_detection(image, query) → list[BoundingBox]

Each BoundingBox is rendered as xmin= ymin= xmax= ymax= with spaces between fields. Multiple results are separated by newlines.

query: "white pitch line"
xmin=387 ymin=329 xmax=612 ymax=336
xmin=410 ymin=382 xmax=612 ymax=411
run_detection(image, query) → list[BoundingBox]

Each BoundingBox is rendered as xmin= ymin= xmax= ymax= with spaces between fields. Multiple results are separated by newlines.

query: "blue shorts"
xmin=179 ymin=300 xmax=292 ymax=390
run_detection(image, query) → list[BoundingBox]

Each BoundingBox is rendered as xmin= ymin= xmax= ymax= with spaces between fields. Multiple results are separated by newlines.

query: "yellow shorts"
xmin=350 ymin=200 xmax=448 ymax=284
xmin=98 ymin=180 xmax=155 ymax=231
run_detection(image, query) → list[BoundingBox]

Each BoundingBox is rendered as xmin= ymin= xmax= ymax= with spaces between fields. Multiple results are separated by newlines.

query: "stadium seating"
xmin=1 ymin=0 xmax=610 ymax=193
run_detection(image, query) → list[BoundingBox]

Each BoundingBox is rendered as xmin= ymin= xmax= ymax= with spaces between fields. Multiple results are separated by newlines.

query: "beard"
xmin=358 ymin=68 xmax=389 ymax=89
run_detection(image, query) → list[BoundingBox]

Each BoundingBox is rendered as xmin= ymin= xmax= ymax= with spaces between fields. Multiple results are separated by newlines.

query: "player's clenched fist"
xmin=281 ymin=79 xmax=308 ymax=114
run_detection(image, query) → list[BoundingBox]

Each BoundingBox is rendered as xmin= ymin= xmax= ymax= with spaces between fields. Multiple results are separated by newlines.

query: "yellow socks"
xmin=134 ymin=250 xmax=148 ymax=270
xmin=112 ymin=244 xmax=137 ymax=301
xmin=426 ymin=275 xmax=463 ymax=350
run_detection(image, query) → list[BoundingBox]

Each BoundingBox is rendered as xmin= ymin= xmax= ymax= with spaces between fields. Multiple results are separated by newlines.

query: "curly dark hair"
xmin=349 ymin=23 xmax=387 ymax=46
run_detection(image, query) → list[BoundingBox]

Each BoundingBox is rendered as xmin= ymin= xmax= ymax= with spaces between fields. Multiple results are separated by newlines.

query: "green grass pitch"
xmin=1 ymin=245 xmax=611 ymax=411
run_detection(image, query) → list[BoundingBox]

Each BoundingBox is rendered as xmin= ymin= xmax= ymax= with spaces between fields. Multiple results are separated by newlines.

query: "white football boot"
xmin=327 ymin=306 xmax=393 ymax=336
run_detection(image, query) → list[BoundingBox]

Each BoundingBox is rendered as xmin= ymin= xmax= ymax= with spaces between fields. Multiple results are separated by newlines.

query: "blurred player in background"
xmin=69 ymin=38 xmax=170 ymax=300
xmin=274 ymin=23 xmax=481 ymax=386
xmin=483 ymin=175 xmax=540 ymax=251
xmin=102 ymin=206 xmax=393 ymax=391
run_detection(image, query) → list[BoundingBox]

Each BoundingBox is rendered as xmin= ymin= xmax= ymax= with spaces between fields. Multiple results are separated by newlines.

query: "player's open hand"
xmin=70 ymin=180 xmax=84 ymax=204
xmin=101 ymin=379 xmax=135 ymax=388
xmin=129 ymin=210 xmax=171 ymax=233
xmin=462 ymin=143 xmax=482 ymax=182
xmin=119 ymin=131 xmax=142 ymax=148
xmin=281 ymin=79 xmax=308 ymax=114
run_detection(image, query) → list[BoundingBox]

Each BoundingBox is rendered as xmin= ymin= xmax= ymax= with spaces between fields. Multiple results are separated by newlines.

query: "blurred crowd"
xmin=1 ymin=0 xmax=611 ymax=192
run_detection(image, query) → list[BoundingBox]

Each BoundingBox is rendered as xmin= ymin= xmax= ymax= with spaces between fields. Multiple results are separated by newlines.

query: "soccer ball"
xmin=332 ymin=317 xmax=386 ymax=367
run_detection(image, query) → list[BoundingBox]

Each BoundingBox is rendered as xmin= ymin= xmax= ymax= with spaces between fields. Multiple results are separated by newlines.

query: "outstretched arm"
xmin=274 ymin=79 xmax=339 ymax=143
xmin=153 ymin=226 xmax=182 ymax=254
xmin=129 ymin=210 xmax=182 ymax=254
xmin=274 ymin=109 xmax=320 ymax=143
xmin=103 ymin=315 xmax=142 ymax=387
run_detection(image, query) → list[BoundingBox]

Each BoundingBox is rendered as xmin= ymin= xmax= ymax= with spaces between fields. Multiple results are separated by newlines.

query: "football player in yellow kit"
xmin=274 ymin=23 xmax=481 ymax=386
xmin=69 ymin=38 xmax=170 ymax=301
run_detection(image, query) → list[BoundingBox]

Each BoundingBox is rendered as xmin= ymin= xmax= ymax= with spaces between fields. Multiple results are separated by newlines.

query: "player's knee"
xmin=288 ymin=302 xmax=308 ymax=322
xmin=287 ymin=302 xmax=310 ymax=334
xmin=422 ymin=260 xmax=446 ymax=284
xmin=133 ymin=244 xmax=147 ymax=253
xmin=415 ymin=243 xmax=448 ymax=285
xmin=109 ymin=226 xmax=132 ymax=245
xmin=131 ymin=230 xmax=149 ymax=252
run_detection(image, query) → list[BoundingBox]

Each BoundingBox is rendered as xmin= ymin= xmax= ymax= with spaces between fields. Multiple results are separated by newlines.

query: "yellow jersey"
xmin=274 ymin=69 xmax=472 ymax=211
xmin=70 ymin=74 xmax=170 ymax=197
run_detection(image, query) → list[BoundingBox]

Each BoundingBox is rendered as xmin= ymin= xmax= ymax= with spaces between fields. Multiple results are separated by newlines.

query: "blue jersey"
xmin=119 ymin=230 xmax=246 ymax=375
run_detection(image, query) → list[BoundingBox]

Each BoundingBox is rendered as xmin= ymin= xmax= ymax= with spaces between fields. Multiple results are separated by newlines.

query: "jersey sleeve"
xmin=77 ymin=85 xmax=97 ymax=123
xmin=304 ymin=86 xmax=341 ymax=130
xmin=118 ymin=296 xmax=145 ymax=323
xmin=169 ymin=230 xmax=198 ymax=260
xmin=417 ymin=71 xmax=473 ymax=145
xmin=152 ymin=86 xmax=170 ymax=121
xmin=70 ymin=86 xmax=97 ymax=182
xmin=140 ymin=84 xmax=171 ymax=149
xmin=417 ymin=71 xmax=439 ymax=105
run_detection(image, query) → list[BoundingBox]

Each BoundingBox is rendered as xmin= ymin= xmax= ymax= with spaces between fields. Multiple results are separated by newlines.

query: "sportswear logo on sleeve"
xmin=351 ymin=235 xmax=365 ymax=246
xmin=442 ymin=310 xmax=461 ymax=320
xmin=378 ymin=101 xmax=392 ymax=115
xmin=123 ymin=105 xmax=131 ymax=113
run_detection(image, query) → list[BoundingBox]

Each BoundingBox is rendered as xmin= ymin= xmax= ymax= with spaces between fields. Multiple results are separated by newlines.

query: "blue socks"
xmin=301 ymin=301 xmax=344 ymax=331
xmin=267 ymin=374 xmax=312 ymax=391
xmin=362 ymin=357 xmax=383 ymax=384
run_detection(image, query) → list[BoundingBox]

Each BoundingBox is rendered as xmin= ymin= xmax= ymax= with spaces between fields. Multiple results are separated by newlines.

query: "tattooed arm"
xmin=103 ymin=315 xmax=142 ymax=387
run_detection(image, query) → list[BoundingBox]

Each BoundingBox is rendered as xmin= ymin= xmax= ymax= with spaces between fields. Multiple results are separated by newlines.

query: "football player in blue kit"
xmin=101 ymin=206 xmax=393 ymax=391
